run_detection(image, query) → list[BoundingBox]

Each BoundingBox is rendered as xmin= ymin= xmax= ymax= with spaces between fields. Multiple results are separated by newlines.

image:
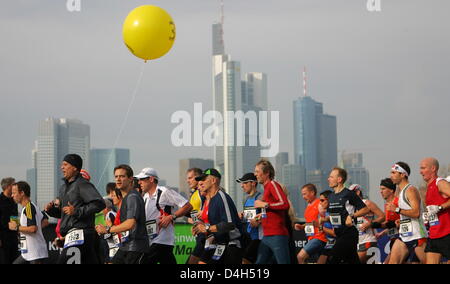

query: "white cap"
xmin=447 ymin=176 xmax=450 ymax=182
xmin=135 ymin=167 xmax=159 ymax=180
xmin=349 ymin=184 xmax=362 ymax=191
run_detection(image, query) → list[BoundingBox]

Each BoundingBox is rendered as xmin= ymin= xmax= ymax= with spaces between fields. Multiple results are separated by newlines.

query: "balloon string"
xmin=96 ymin=62 xmax=146 ymax=190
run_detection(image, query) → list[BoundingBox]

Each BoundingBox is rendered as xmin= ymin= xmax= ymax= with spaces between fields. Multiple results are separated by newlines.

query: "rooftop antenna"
xmin=220 ymin=0 xmax=225 ymax=48
xmin=303 ymin=66 xmax=307 ymax=97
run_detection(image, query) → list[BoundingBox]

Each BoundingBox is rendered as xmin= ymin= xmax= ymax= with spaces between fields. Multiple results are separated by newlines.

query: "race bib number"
xmin=243 ymin=207 xmax=257 ymax=222
xmin=305 ymin=223 xmax=315 ymax=237
xmin=121 ymin=230 xmax=130 ymax=243
xmin=388 ymin=228 xmax=398 ymax=238
xmin=106 ymin=234 xmax=121 ymax=258
xmin=190 ymin=210 xmax=199 ymax=223
xmin=357 ymin=218 xmax=366 ymax=235
xmin=204 ymin=235 xmax=216 ymax=250
xmin=212 ymin=245 xmax=226 ymax=260
xmin=109 ymin=247 xmax=119 ymax=258
xmin=428 ymin=213 xmax=440 ymax=227
xmin=325 ymin=238 xmax=336 ymax=249
xmin=146 ymin=220 xmax=158 ymax=240
xmin=399 ymin=219 xmax=413 ymax=237
xmin=19 ymin=235 xmax=28 ymax=253
xmin=64 ymin=229 xmax=84 ymax=248
xmin=330 ymin=214 xmax=342 ymax=227
xmin=426 ymin=207 xmax=440 ymax=226
xmin=107 ymin=233 xmax=121 ymax=249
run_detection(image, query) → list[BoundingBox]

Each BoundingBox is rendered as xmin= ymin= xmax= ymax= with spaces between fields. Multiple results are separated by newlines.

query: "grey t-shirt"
xmin=119 ymin=189 xmax=149 ymax=252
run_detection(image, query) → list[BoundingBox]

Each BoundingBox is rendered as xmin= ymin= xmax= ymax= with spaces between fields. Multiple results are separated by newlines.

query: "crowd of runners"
xmin=0 ymin=153 xmax=449 ymax=264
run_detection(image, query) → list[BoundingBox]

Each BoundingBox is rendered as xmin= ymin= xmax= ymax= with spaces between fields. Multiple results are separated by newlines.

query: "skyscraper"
xmin=342 ymin=152 xmax=370 ymax=195
xmin=90 ymin=148 xmax=130 ymax=196
xmin=35 ymin=118 xmax=90 ymax=209
xmin=179 ymin=158 xmax=214 ymax=198
xmin=293 ymin=70 xmax=337 ymax=190
xmin=212 ymin=11 xmax=243 ymax=208
xmin=243 ymin=72 xmax=268 ymax=110
xmin=212 ymin=4 xmax=268 ymax=209
xmin=274 ymin=152 xmax=289 ymax=178
xmin=281 ymin=164 xmax=306 ymax=217
xmin=241 ymin=72 xmax=267 ymax=176
xmin=27 ymin=142 xmax=38 ymax=204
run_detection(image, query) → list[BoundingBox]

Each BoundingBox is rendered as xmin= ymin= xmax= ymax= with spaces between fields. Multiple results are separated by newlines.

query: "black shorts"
xmin=321 ymin=248 xmax=333 ymax=257
xmin=200 ymin=244 xmax=242 ymax=264
xmin=357 ymin=242 xmax=378 ymax=252
xmin=192 ymin=235 xmax=206 ymax=258
xmin=242 ymin=239 xmax=261 ymax=264
xmin=112 ymin=249 xmax=146 ymax=264
xmin=56 ymin=229 xmax=100 ymax=264
xmin=425 ymin=234 xmax=450 ymax=259
xmin=389 ymin=237 xmax=399 ymax=251
xmin=144 ymin=243 xmax=176 ymax=264
xmin=13 ymin=255 xmax=46 ymax=264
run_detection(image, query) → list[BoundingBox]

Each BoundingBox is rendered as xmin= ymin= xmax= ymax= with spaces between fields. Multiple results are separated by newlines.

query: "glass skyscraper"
xmin=293 ymin=96 xmax=337 ymax=190
xmin=35 ymin=118 xmax=90 ymax=209
xmin=90 ymin=148 xmax=130 ymax=196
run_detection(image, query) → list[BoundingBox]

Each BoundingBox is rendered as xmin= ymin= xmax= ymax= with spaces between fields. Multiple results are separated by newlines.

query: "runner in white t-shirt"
xmin=8 ymin=181 xmax=48 ymax=264
xmin=349 ymin=184 xmax=385 ymax=264
xmin=135 ymin=167 xmax=192 ymax=264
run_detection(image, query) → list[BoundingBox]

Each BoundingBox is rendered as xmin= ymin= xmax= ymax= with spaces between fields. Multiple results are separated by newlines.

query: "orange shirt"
xmin=304 ymin=198 xmax=327 ymax=242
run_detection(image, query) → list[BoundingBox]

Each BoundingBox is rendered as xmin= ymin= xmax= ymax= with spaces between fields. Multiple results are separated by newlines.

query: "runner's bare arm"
xmin=353 ymin=206 xmax=370 ymax=218
xmin=437 ymin=180 xmax=450 ymax=209
xmin=109 ymin=218 xmax=136 ymax=234
xmin=366 ymin=200 xmax=385 ymax=224
xmin=401 ymin=186 xmax=421 ymax=219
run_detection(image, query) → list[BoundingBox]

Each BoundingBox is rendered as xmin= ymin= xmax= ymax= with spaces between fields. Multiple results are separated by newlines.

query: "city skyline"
xmin=1 ymin=1 xmax=449 ymax=209
xmin=32 ymin=118 xmax=90 ymax=208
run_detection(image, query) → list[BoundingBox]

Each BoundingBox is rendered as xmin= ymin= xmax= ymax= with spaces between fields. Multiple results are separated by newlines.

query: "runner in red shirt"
xmin=295 ymin=184 xmax=328 ymax=264
xmin=253 ymin=159 xmax=291 ymax=264
xmin=420 ymin=158 xmax=450 ymax=264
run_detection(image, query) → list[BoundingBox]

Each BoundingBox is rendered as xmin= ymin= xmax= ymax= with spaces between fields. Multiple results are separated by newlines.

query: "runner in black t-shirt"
xmin=325 ymin=167 xmax=369 ymax=264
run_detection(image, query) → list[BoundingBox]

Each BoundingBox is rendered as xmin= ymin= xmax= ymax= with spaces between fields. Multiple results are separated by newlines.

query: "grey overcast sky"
xmin=1 ymin=0 xmax=449 ymax=206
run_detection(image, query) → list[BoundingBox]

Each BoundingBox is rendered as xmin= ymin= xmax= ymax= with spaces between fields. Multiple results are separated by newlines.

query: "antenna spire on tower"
xmin=220 ymin=0 xmax=225 ymax=47
xmin=303 ymin=66 xmax=307 ymax=97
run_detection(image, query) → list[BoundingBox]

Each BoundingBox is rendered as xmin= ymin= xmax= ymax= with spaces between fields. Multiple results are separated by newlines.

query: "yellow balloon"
xmin=122 ymin=5 xmax=176 ymax=61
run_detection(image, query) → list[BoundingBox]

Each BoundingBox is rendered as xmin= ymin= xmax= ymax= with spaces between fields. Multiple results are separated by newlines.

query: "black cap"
xmin=63 ymin=154 xmax=83 ymax=171
xmin=195 ymin=168 xmax=221 ymax=181
xmin=236 ymin=173 xmax=257 ymax=183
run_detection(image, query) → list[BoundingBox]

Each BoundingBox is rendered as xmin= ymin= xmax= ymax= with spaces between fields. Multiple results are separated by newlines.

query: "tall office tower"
xmin=179 ymin=158 xmax=214 ymax=198
xmin=212 ymin=3 xmax=269 ymax=210
xmin=241 ymin=72 xmax=268 ymax=176
xmin=274 ymin=152 xmax=289 ymax=179
xmin=281 ymin=164 xmax=306 ymax=218
xmin=243 ymin=72 xmax=268 ymax=110
xmin=90 ymin=148 xmax=130 ymax=196
xmin=212 ymin=5 xmax=244 ymax=208
xmin=35 ymin=118 xmax=90 ymax=209
xmin=26 ymin=142 xmax=38 ymax=204
xmin=293 ymin=68 xmax=337 ymax=190
xmin=342 ymin=152 xmax=370 ymax=194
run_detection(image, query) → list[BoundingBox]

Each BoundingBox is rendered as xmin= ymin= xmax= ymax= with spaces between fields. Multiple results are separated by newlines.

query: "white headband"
xmin=392 ymin=164 xmax=408 ymax=177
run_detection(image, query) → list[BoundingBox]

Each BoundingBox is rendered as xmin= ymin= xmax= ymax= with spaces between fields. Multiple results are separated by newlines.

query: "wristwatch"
xmin=171 ymin=214 xmax=177 ymax=220
xmin=106 ymin=226 xmax=111 ymax=234
xmin=395 ymin=207 xmax=401 ymax=214
xmin=438 ymin=206 xmax=443 ymax=212
xmin=205 ymin=224 xmax=211 ymax=234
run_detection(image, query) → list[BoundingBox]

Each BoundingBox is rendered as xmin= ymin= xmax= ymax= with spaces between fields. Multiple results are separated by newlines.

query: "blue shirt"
xmin=243 ymin=191 xmax=264 ymax=240
xmin=208 ymin=190 xmax=242 ymax=245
